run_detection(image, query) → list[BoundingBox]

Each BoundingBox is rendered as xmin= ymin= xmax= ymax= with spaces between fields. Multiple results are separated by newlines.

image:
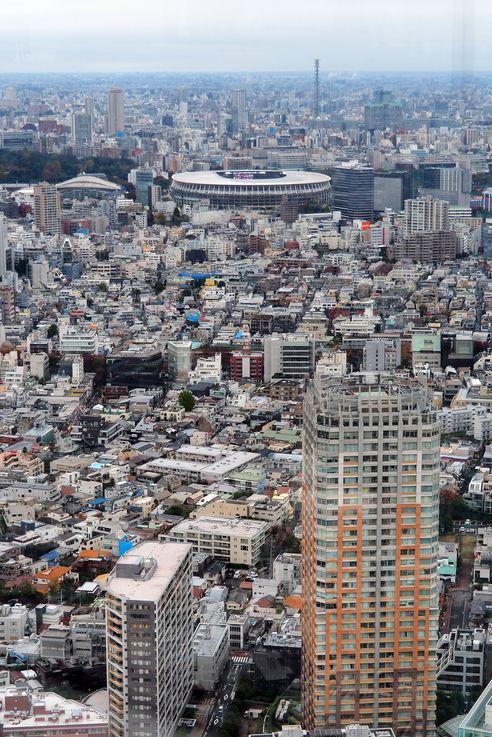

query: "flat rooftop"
xmin=106 ymin=541 xmax=191 ymax=603
xmin=169 ymin=516 xmax=268 ymax=538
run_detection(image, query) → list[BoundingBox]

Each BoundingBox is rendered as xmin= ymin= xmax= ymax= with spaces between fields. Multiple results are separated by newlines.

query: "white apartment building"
xmin=404 ymin=196 xmax=449 ymax=235
xmin=164 ymin=516 xmax=268 ymax=566
xmin=189 ymin=353 xmax=222 ymax=384
xmin=0 ymin=604 xmax=28 ymax=642
xmin=167 ymin=340 xmax=192 ymax=382
xmin=106 ymin=542 xmax=194 ymax=737
xmin=59 ymin=323 xmax=98 ymax=354
xmin=192 ymin=623 xmax=229 ymax=691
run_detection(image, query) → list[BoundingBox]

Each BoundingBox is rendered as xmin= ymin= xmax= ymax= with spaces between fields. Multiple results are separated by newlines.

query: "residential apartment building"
xmin=302 ymin=371 xmax=439 ymax=736
xmin=164 ymin=516 xmax=268 ymax=566
xmin=33 ymin=182 xmax=61 ymax=236
xmin=106 ymin=542 xmax=194 ymax=737
xmin=404 ymin=196 xmax=449 ymax=235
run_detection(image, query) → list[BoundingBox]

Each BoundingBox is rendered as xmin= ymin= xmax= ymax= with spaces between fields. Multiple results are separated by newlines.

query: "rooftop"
xmin=106 ymin=541 xmax=191 ymax=603
xmin=172 ymin=169 xmax=330 ymax=187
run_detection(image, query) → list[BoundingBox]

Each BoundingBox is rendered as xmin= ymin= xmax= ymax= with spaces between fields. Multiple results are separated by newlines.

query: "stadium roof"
xmin=57 ymin=174 xmax=121 ymax=191
xmin=172 ymin=169 xmax=330 ymax=187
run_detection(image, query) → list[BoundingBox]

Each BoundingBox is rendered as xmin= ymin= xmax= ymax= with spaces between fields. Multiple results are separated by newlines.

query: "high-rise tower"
xmin=302 ymin=372 xmax=439 ymax=737
xmin=0 ymin=215 xmax=7 ymax=280
xmin=33 ymin=182 xmax=61 ymax=236
xmin=106 ymin=541 xmax=194 ymax=737
xmin=107 ymin=87 xmax=124 ymax=135
xmin=314 ymin=58 xmax=320 ymax=117
xmin=231 ymin=89 xmax=246 ymax=134
xmin=72 ymin=112 xmax=93 ymax=146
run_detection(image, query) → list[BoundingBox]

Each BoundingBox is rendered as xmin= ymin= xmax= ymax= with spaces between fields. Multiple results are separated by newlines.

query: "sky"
xmin=0 ymin=0 xmax=483 ymax=74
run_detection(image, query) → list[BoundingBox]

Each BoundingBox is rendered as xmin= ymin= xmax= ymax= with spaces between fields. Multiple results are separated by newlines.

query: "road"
xmin=445 ymin=534 xmax=475 ymax=632
xmin=203 ymin=659 xmax=250 ymax=737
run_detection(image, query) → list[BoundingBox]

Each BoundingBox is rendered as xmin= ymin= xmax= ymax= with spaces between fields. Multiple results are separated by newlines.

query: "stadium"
xmin=170 ymin=169 xmax=330 ymax=213
xmin=56 ymin=174 xmax=122 ymax=200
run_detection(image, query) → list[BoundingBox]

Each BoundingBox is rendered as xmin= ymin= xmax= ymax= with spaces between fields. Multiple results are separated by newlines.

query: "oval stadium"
xmin=170 ymin=169 xmax=331 ymax=215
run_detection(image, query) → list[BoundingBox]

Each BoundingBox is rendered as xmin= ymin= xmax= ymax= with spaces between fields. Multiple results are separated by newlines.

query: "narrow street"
xmin=445 ymin=534 xmax=475 ymax=632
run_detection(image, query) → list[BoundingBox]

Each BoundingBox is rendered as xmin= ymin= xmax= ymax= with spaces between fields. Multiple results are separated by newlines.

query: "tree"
xmin=153 ymin=280 xmax=165 ymax=294
xmin=47 ymin=324 xmax=58 ymax=338
xmin=440 ymin=487 xmax=469 ymax=533
xmin=178 ymin=390 xmax=196 ymax=412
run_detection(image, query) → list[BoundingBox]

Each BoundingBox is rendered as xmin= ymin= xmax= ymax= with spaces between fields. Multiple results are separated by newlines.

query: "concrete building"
xmin=263 ymin=333 xmax=315 ymax=382
xmin=192 ymin=623 xmax=229 ymax=691
xmin=230 ymin=349 xmax=264 ymax=382
xmin=0 ymin=604 xmax=28 ymax=642
xmin=107 ymin=87 xmax=124 ymax=135
xmin=436 ymin=628 xmax=485 ymax=695
xmin=106 ymin=541 xmax=194 ymax=737
xmin=72 ymin=112 xmax=93 ymax=146
xmin=231 ymin=89 xmax=247 ymax=134
xmin=165 ymin=517 xmax=268 ymax=566
xmin=59 ymin=323 xmax=98 ymax=354
xmin=167 ymin=340 xmax=192 ymax=382
xmin=390 ymin=231 xmax=457 ymax=263
xmin=0 ymin=687 xmax=108 ymax=737
xmin=33 ymin=182 xmax=61 ymax=236
xmin=302 ymin=371 xmax=439 ymax=736
xmin=404 ymin=196 xmax=449 ymax=235
xmin=411 ymin=330 xmax=441 ymax=370
xmin=363 ymin=338 xmax=401 ymax=371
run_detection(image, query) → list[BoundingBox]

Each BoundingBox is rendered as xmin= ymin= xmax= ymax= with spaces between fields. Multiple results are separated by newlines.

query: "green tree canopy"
xmin=178 ymin=390 xmax=196 ymax=412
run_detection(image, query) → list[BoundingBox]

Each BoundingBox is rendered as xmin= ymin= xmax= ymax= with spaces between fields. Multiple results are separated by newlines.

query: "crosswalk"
xmin=232 ymin=655 xmax=252 ymax=664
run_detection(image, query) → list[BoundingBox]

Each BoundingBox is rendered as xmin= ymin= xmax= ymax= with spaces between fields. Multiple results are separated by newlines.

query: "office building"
xmin=107 ymin=342 xmax=164 ymax=389
xmin=223 ymin=155 xmax=253 ymax=170
xmin=404 ymin=196 xmax=449 ymax=235
xmin=302 ymin=372 xmax=439 ymax=736
xmin=33 ymin=182 xmax=61 ymax=236
xmin=364 ymin=102 xmax=403 ymax=131
xmin=436 ymin=628 xmax=485 ymax=695
xmin=373 ymin=170 xmax=416 ymax=212
xmin=107 ymin=87 xmax=124 ymax=135
xmin=457 ymin=678 xmax=492 ymax=737
xmin=167 ymin=340 xmax=192 ymax=382
xmin=263 ymin=333 xmax=315 ymax=382
xmin=332 ymin=164 xmax=374 ymax=221
xmin=135 ymin=168 xmax=154 ymax=207
xmin=231 ymin=89 xmax=247 ymax=134
xmin=419 ymin=163 xmax=472 ymax=207
xmin=106 ymin=541 xmax=194 ymax=737
xmin=72 ymin=112 xmax=93 ymax=146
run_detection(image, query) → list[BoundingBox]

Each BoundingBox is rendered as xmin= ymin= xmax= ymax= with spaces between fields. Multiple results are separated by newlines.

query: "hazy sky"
xmin=0 ymin=0 xmax=483 ymax=73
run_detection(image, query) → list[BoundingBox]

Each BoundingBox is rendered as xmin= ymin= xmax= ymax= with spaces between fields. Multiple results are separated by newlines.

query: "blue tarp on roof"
xmin=87 ymin=497 xmax=107 ymax=506
xmin=40 ymin=549 xmax=60 ymax=563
